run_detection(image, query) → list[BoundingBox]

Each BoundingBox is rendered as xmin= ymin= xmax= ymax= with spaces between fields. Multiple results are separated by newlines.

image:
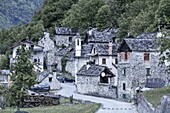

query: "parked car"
xmin=57 ymin=76 xmax=75 ymax=83
xmin=29 ymin=84 xmax=50 ymax=92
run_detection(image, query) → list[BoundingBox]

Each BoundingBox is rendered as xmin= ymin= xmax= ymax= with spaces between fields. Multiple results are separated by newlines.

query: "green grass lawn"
xmin=1 ymin=104 xmax=100 ymax=113
xmin=142 ymin=86 xmax=170 ymax=108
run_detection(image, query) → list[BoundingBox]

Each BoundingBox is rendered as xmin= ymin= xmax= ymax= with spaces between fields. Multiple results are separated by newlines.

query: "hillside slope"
xmin=0 ymin=0 xmax=43 ymax=29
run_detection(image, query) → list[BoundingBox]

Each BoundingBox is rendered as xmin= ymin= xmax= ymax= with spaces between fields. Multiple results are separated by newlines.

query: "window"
xmin=125 ymin=52 xmax=128 ymax=60
xmin=93 ymin=59 xmax=96 ymax=64
xmin=54 ymin=40 xmax=56 ymax=45
xmin=69 ymin=37 xmax=72 ymax=42
xmin=144 ymin=53 xmax=150 ymax=62
xmin=77 ymin=39 xmax=79 ymax=45
xmin=122 ymin=94 xmax=126 ymax=99
xmin=100 ymin=76 xmax=108 ymax=83
xmin=123 ymin=83 xmax=126 ymax=90
xmin=102 ymin=58 xmax=106 ymax=64
xmin=146 ymin=68 xmax=151 ymax=76
xmin=122 ymin=68 xmax=126 ymax=76
xmin=34 ymin=59 xmax=37 ymax=63
xmin=49 ymin=77 xmax=52 ymax=82
xmin=115 ymin=58 xmax=118 ymax=64
xmin=93 ymin=48 xmax=96 ymax=54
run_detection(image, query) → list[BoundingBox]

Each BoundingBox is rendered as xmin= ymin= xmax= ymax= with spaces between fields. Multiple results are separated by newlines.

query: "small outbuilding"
xmin=37 ymin=71 xmax=61 ymax=90
xmin=76 ymin=63 xmax=117 ymax=98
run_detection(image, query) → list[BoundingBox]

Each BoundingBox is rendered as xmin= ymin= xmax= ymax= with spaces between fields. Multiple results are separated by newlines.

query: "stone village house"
xmin=117 ymin=32 xmax=169 ymax=101
xmin=38 ymin=27 xmax=77 ymax=75
xmin=37 ymin=71 xmax=61 ymax=90
xmin=75 ymin=28 xmax=118 ymax=86
xmin=10 ymin=38 xmax=44 ymax=72
xmin=76 ymin=63 xmax=117 ymax=98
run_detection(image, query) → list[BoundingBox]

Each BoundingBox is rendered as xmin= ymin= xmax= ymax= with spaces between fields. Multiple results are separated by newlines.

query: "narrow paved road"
xmin=56 ymin=83 xmax=138 ymax=113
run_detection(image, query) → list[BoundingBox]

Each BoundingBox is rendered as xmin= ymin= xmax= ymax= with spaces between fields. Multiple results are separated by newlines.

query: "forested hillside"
xmin=0 ymin=0 xmax=43 ymax=29
xmin=0 ymin=0 xmax=169 ymax=54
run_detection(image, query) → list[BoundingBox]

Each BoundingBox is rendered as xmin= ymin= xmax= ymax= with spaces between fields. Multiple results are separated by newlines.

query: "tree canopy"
xmin=9 ymin=47 xmax=36 ymax=107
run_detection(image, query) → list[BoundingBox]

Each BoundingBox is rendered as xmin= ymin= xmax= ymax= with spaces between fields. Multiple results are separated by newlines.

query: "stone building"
xmin=38 ymin=32 xmax=55 ymax=53
xmin=117 ymin=32 xmax=169 ymax=101
xmin=76 ymin=63 xmax=117 ymax=98
xmin=53 ymin=27 xmax=77 ymax=47
xmin=46 ymin=47 xmax=75 ymax=76
xmin=10 ymin=38 xmax=44 ymax=72
xmin=37 ymin=71 xmax=61 ymax=90
xmin=75 ymin=28 xmax=118 ymax=85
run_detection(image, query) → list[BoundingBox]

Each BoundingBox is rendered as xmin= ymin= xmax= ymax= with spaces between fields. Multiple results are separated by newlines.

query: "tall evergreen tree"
xmin=9 ymin=47 xmax=36 ymax=108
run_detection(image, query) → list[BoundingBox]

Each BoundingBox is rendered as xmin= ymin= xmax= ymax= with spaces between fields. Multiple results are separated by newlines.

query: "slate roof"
xmin=123 ymin=38 xmax=160 ymax=52
xmin=11 ymin=38 xmax=44 ymax=49
xmin=145 ymin=78 xmax=166 ymax=88
xmin=55 ymin=48 xmax=72 ymax=56
xmin=79 ymin=43 xmax=118 ymax=57
xmin=80 ymin=44 xmax=93 ymax=57
xmin=136 ymin=32 xmax=158 ymax=39
xmin=37 ymin=71 xmax=50 ymax=83
xmin=55 ymin=27 xmax=77 ymax=35
xmin=88 ymin=28 xmax=117 ymax=43
xmin=77 ymin=64 xmax=114 ymax=77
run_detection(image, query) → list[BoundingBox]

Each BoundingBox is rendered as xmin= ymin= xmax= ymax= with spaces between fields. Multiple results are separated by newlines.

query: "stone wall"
xmin=137 ymin=94 xmax=170 ymax=113
xmin=137 ymin=94 xmax=154 ymax=113
xmin=118 ymin=52 xmax=169 ymax=100
xmin=66 ymin=60 xmax=76 ymax=76
xmin=53 ymin=35 xmax=75 ymax=47
xmin=77 ymin=75 xmax=117 ymax=99
xmin=38 ymin=34 xmax=55 ymax=52
xmin=39 ymin=73 xmax=61 ymax=90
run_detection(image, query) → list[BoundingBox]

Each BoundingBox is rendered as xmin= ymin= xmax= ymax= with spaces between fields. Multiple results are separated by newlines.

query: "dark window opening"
xmin=125 ymin=52 xmax=128 ymax=60
xmin=122 ymin=68 xmax=126 ymax=76
xmin=100 ymin=76 xmax=108 ymax=83
xmin=115 ymin=58 xmax=118 ymax=64
xmin=31 ymin=45 xmax=34 ymax=48
xmin=122 ymin=94 xmax=126 ymax=99
xmin=144 ymin=53 xmax=150 ymax=62
xmin=93 ymin=59 xmax=96 ymax=64
xmin=146 ymin=68 xmax=151 ymax=76
xmin=77 ymin=39 xmax=79 ymax=45
xmin=54 ymin=40 xmax=56 ymax=45
xmin=49 ymin=77 xmax=52 ymax=82
xmin=69 ymin=37 xmax=72 ymax=42
xmin=102 ymin=58 xmax=106 ymax=64
xmin=93 ymin=48 xmax=96 ymax=54
xmin=123 ymin=83 xmax=126 ymax=90
xmin=34 ymin=59 xmax=37 ymax=63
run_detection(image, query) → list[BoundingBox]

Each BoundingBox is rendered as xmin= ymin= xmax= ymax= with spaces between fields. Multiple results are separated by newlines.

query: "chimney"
xmin=109 ymin=41 xmax=113 ymax=55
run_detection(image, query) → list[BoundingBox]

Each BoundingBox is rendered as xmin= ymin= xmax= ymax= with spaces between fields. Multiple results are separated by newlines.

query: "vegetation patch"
xmin=142 ymin=86 xmax=170 ymax=108
xmin=1 ymin=97 xmax=101 ymax=113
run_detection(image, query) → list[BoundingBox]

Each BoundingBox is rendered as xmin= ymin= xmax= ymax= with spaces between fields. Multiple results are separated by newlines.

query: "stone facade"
xmin=53 ymin=35 xmax=75 ymax=47
xmin=77 ymin=64 xmax=117 ymax=99
xmin=77 ymin=75 xmax=117 ymax=99
xmin=39 ymin=73 xmax=61 ymax=90
xmin=38 ymin=32 xmax=55 ymax=53
xmin=117 ymin=36 xmax=169 ymax=101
